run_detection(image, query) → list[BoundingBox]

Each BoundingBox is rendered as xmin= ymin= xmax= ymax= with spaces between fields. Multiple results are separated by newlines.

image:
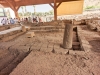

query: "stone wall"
xmin=0 ymin=26 xmax=30 ymax=42
xmin=0 ymin=24 xmax=20 ymax=31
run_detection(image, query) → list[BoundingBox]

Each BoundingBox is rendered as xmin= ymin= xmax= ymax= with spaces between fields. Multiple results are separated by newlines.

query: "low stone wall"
xmin=86 ymin=19 xmax=100 ymax=31
xmin=0 ymin=26 xmax=30 ymax=42
xmin=69 ymin=26 xmax=92 ymax=55
xmin=77 ymin=26 xmax=92 ymax=53
xmin=0 ymin=24 xmax=20 ymax=31
xmin=73 ymin=19 xmax=86 ymax=25
xmin=23 ymin=20 xmax=71 ymax=27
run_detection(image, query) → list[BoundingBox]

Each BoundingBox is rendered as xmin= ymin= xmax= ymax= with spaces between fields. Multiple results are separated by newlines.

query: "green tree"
xmin=21 ymin=6 xmax=25 ymax=17
xmin=18 ymin=13 xmax=23 ymax=17
xmin=33 ymin=5 xmax=36 ymax=15
xmin=25 ymin=6 xmax=27 ymax=14
xmin=49 ymin=10 xmax=54 ymax=15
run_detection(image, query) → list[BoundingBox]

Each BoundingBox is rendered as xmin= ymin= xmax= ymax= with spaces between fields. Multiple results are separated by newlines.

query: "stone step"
xmin=30 ymin=26 xmax=64 ymax=30
xmin=72 ymin=42 xmax=80 ymax=46
xmin=72 ymin=42 xmax=81 ymax=50
xmin=30 ymin=29 xmax=64 ymax=33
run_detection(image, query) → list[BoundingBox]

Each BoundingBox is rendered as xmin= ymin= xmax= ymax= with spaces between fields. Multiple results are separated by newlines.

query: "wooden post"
xmin=5 ymin=0 xmax=20 ymax=18
xmin=54 ymin=0 xmax=57 ymax=20
xmin=61 ymin=24 xmax=73 ymax=49
xmin=49 ymin=2 xmax=62 ymax=21
xmin=14 ymin=10 xmax=19 ymax=18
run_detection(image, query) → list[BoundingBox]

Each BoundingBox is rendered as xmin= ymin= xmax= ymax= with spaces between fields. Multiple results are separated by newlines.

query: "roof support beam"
xmin=54 ymin=0 xmax=57 ymax=20
xmin=5 ymin=0 xmax=15 ymax=11
xmin=49 ymin=1 xmax=62 ymax=20
xmin=16 ymin=6 xmax=20 ymax=11
xmin=57 ymin=2 xmax=62 ymax=8
xmin=5 ymin=0 xmax=20 ymax=18
xmin=49 ymin=3 xmax=54 ymax=8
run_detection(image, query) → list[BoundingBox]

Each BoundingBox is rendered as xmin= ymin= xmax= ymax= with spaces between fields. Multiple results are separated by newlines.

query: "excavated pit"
xmin=72 ymin=27 xmax=81 ymax=50
xmin=0 ymin=49 xmax=31 ymax=75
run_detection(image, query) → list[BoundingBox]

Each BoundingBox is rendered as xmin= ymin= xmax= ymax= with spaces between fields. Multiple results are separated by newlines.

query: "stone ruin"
xmin=0 ymin=15 xmax=100 ymax=75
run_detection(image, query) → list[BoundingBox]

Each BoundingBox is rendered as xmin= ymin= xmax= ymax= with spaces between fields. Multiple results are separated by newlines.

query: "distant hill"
xmin=84 ymin=0 xmax=100 ymax=10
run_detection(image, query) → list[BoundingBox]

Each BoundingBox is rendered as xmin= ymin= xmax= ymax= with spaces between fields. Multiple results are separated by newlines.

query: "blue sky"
xmin=18 ymin=4 xmax=53 ymax=13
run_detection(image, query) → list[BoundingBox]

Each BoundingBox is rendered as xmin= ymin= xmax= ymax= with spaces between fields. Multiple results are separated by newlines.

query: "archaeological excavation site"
xmin=0 ymin=0 xmax=100 ymax=75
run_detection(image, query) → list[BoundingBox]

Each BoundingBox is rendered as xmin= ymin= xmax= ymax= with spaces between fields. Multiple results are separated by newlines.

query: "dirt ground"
xmin=0 ymin=26 xmax=100 ymax=75
xmin=10 ymin=26 xmax=100 ymax=75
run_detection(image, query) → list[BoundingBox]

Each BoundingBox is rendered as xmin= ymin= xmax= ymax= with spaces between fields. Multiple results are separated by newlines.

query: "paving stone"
xmin=40 ymin=47 xmax=53 ymax=53
xmin=69 ymin=50 xmax=85 ymax=55
xmin=17 ymin=46 xmax=30 ymax=52
xmin=25 ymin=32 xmax=35 ymax=38
xmin=54 ymin=47 xmax=68 ymax=55
xmin=31 ymin=43 xmax=42 ymax=51
xmin=41 ymin=43 xmax=48 ymax=48
xmin=54 ymin=44 xmax=60 ymax=49
xmin=47 ymin=43 xmax=54 ymax=48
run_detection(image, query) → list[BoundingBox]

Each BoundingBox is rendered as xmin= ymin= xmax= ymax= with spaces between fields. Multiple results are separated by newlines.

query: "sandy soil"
xmin=10 ymin=26 xmax=100 ymax=75
xmin=0 ymin=26 xmax=100 ymax=75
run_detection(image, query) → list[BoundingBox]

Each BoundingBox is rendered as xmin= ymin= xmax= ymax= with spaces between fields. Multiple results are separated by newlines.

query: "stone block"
xmin=26 ymin=27 xmax=30 ymax=31
xmin=9 ymin=34 xmax=17 ymax=40
xmin=9 ymin=45 xmax=19 ymax=51
xmin=73 ymin=21 xmax=81 ymax=25
xmin=73 ymin=45 xmax=80 ymax=50
xmin=78 ymin=36 xmax=89 ymax=44
xmin=22 ymin=26 xmax=26 ymax=32
xmin=97 ymin=26 xmax=100 ymax=32
xmin=81 ymin=43 xmax=92 ymax=52
xmin=25 ymin=32 xmax=35 ymax=38
xmin=0 ymin=35 xmax=3 ymax=39
xmin=17 ymin=46 xmax=30 ymax=52
xmin=1 ymin=37 xmax=9 ymax=42
xmin=54 ymin=44 xmax=60 ymax=49
xmin=16 ymin=32 xmax=25 ymax=36
xmin=40 ymin=47 xmax=53 ymax=53
xmin=72 ymin=42 xmax=80 ymax=45
xmin=17 ymin=30 xmax=22 ymax=33
xmin=31 ymin=43 xmax=42 ymax=51
xmin=47 ymin=43 xmax=54 ymax=48
xmin=41 ymin=43 xmax=48 ymax=48
xmin=87 ymin=23 xmax=96 ymax=30
xmin=9 ymin=32 xmax=14 ymax=36
xmin=3 ymin=33 xmax=9 ymax=38
xmin=0 ymin=27 xmax=6 ymax=31
xmin=54 ymin=47 xmax=68 ymax=54
xmin=69 ymin=50 xmax=85 ymax=55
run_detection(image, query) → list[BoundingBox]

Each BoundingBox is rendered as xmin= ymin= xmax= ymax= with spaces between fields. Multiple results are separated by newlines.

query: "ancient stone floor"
xmin=0 ymin=26 xmax=100 ymax=75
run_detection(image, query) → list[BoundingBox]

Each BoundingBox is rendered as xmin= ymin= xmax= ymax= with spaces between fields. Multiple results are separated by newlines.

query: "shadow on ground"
xmin=89 ymin=38 xmax=100 ymax=53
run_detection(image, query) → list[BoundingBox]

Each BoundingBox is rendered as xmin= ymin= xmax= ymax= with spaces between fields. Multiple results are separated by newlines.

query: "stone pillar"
xmin=62 ymin=24 xmax=73 ymax=49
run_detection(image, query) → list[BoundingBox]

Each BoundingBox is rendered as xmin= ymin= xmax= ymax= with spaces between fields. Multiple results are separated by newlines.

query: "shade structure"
xmin=57 ymin=0 xmax=84 ymax=15
xmin=0 ymin=0 xmax=84 ymax=20
xmin=0 ymin=0 xmax=82 ymax=7
xmin=0 ymin=4 xmax=4 ymax=8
